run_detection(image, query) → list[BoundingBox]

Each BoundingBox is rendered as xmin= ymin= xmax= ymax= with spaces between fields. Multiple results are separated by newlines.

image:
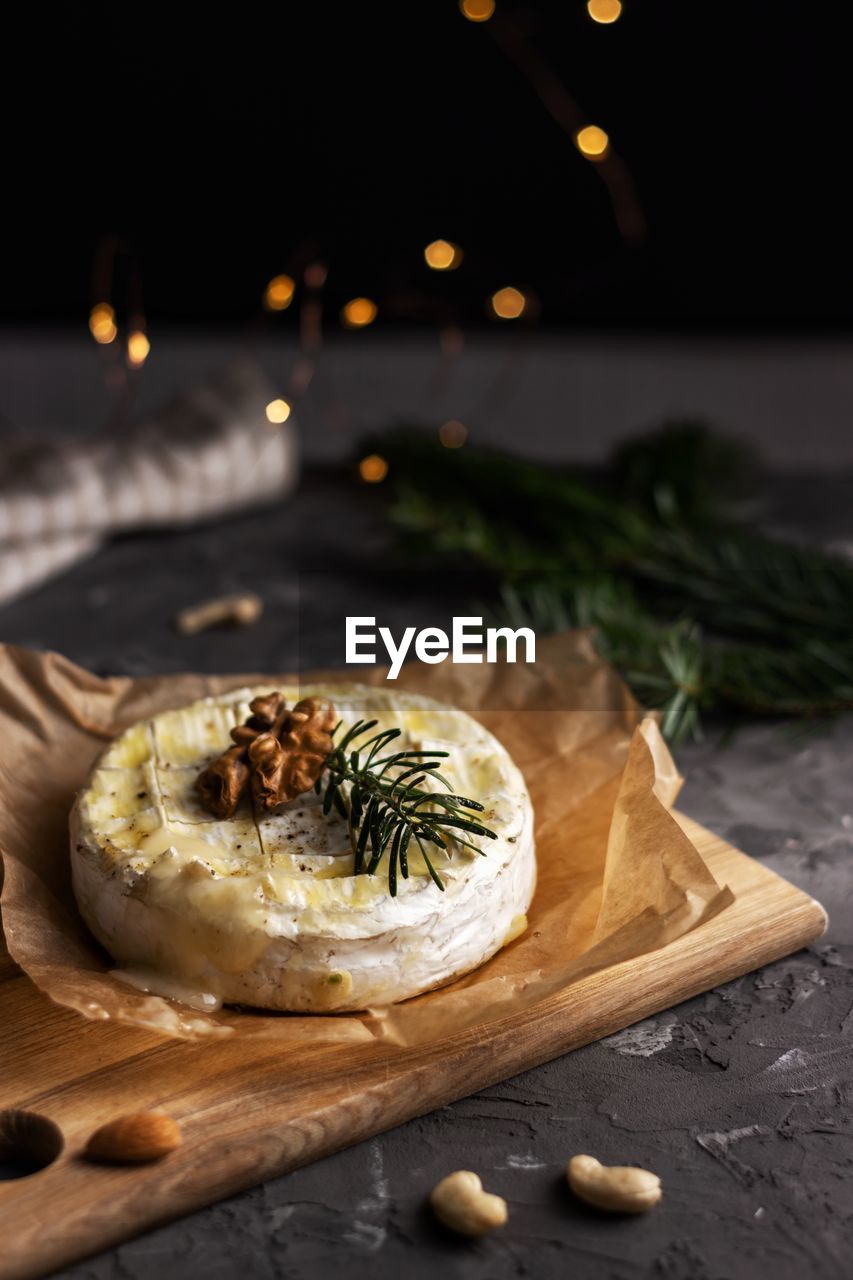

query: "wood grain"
xmin=0 ymin=816 xmax=826 ymax=1280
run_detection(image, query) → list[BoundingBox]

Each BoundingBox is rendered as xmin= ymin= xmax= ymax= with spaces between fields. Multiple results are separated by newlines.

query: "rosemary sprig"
xmin=317 ymin=718 xmax=496 ymax=895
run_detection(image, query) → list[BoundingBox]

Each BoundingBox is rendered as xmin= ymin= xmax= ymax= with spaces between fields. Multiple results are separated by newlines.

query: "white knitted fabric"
xmin=0 ymin=362 xmax=298 ymax=605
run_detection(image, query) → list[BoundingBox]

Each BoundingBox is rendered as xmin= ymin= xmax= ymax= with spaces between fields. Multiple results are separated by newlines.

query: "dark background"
xmin=3 ymin=0 xmax=849 ymax=332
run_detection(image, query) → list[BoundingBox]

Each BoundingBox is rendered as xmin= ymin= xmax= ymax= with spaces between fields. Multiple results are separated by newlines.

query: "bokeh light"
xmin=89 ymin=303 xmax=116 ymax=344
xmin=490 ymin=286 xmax=527 ymax=319
xmin=424 ymin=239 xmax=463 ymax=271
xmin=439 ymin=420 xmax=468 ymax=449
xmin=587 ymin=0 xmax=622 ymax=23
xmin=575 ymin=124 xmax=610 ymax=159
xmin=265 ymin=398 xmax=292 ymax=425
xmin=460 ymin=0 xmax=495 ymax=21
xmin=264 ymin=274 xmax=295 ymax=311
xmin=359 ymin=453 xmax=388 ymax=483
xmin=127 ymin=330 xmax=150 ymax=366
xmin=342 ymin=297 xmax=378 ymax=328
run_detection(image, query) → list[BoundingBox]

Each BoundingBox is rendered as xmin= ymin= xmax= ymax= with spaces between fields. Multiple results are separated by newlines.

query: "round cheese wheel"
xmin=70 ymin=684 xmax=536 ymax=1013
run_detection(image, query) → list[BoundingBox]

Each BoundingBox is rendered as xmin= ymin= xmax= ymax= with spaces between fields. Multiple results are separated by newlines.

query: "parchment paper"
xmin=0 ymin=633 xmax=733 ymax=1046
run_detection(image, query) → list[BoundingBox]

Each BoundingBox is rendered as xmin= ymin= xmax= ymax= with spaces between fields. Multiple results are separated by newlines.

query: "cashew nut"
xmin=567 ymin=1154 xmax=661 ymax=1213
xmin=176 ymin=592 xmax=263 ymax=636
xmin=430 ymin=1170 xmax=508 ymax=1236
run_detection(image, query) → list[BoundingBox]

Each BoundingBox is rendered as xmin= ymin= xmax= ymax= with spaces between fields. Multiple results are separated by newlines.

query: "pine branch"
xmin=319 ymin=719 xmax=496 ymax=895
xmin=361 ymin=425 xmax=853 ymax=739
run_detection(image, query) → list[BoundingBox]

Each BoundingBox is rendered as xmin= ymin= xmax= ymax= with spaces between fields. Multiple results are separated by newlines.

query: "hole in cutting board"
xmin=0 ymin=1110 xmax=64 ymax=1180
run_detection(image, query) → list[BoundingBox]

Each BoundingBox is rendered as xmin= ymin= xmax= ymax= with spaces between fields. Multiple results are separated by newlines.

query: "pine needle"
xmin=321 ymin=719 xmax=496 ymax=894
xmin=360 ymin=424 xmax=853 ymax=741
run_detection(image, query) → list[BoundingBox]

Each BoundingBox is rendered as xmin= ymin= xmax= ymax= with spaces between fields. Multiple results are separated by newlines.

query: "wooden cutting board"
xmin=0 ymin=815 xmax=826 ymax=1280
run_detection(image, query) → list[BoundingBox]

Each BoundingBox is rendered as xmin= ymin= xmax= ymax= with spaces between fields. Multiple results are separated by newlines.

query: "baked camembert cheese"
xmin=70 ymin=684 xmax=536 ymax=1013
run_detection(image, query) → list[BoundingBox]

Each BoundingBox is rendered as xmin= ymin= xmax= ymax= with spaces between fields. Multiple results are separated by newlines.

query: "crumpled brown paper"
xmin=0 ymin=633 xmax=733 ymax=1046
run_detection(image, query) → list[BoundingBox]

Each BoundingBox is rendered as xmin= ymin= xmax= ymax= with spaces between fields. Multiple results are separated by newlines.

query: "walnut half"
xmin=195 ymin=693 xmax=336 ymax=819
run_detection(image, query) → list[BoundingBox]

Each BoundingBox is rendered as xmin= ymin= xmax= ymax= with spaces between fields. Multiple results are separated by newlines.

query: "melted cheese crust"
xmin=70 ymin=684 xmax=536 ymax=1012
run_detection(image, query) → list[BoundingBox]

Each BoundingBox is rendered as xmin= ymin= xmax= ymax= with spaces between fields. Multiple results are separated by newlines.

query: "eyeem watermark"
xmin=345 ymin=616 xmax=536 ymax=680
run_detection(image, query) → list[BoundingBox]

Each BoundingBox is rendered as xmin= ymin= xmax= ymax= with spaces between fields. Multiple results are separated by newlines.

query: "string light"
xmin=342 ymin=297 xmax=378 ymax=329
xmin=264 ymin=274 xmax=295 ymax=311
xmin=265 ymin=398 xmax=292 ymax=424
xmin=459 ymin=0 xmax=495 ymax=21
xmin=439 ymin=420 xmax=468 ymax=449
xmin=359 ymin=453 xmax=388 ymax=483
xmin=89 ymin=303 xmax=117 ymax=344
xmin=424 ymin=239 xmax=463 ymax=271
xmin=490 ymin=286 xmax=526 ymax=319
xmin=575 ymin=124 xmax=610 ymax=160
xmin=587 ymin=0 xmax=622 ymax=22
xmin=127 ymin=330 xmax=150 ymax=366
xmin=484 ymin=11 xmax=643 ymax=242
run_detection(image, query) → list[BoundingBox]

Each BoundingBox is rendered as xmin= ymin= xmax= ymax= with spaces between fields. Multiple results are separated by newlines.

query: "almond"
xmin=84 ymin=1112 xmax=182 ymax=1164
